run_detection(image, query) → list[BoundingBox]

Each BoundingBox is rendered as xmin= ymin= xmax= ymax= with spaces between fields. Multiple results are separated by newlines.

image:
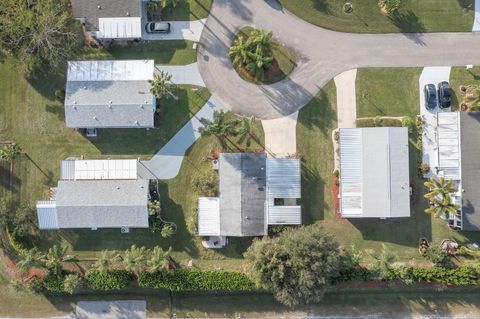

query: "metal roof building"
xmin=198 ymin=154 xmax=301 ymax=237
xmin=71 ymin=0 xmax=143 ymax=39
xmin=437 ymin=113 xmax=461 ymax=180
xmin=36 ymin=159 xmax=149 ymax=230
xmin=65 ymin=60 xmax=155 ymax=129
xmin=339 ymin=128 xmax=410 ymax=218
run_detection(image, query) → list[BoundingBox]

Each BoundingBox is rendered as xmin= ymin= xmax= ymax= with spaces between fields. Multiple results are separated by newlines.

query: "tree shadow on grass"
xmin=25 ymin=63 xmax=65 ymax=101
xmin=45 ymin=103 xmax=65 ymax=121
xmin=296 ymin=87 xmax=336 ymax=136
xmin=388 ymin=10 xmax=426 ymax=45
xmin=310 ymin=0 xmax=330 ymax=13
xmin=301 ymin=162 xmax=326 ymax=223
xmin=0 ymin=162 xmax=21 ymax=194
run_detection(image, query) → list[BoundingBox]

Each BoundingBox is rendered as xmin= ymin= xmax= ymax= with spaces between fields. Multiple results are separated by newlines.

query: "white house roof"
xmin=437 ymin=112 xmax=461 ymax=180
xmin=67 ymin=60 xmax=154 ymax=82
xmin=266 ymin=158 xmax=301 ymax=225
xmin=61 ymin=159 xmax=138 ymax=180
xmin=36 ymin=201 xmax=59 ymax=229
xmin=97 ymin=17 xmax=142 ymax=39
xmin=339 ymin=128 xmax=410 ymax=218
xmin=197 ymin=197 xmax=220 ymax=236
xmin=65 ymin=60 xmax=155 ymax=129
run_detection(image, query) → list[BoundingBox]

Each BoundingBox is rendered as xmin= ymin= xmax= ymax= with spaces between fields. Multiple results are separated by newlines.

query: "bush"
xmin=356 ymin=118 xmax=402 ymax=128
xmin=54 ymin=89 xmax=65 ymax=101
xmin=160 ymin=223 xmax=175 ymax=238
xmin=63 ymin=273 xmax=83 ymax=294
xmin=381 ymin=118 xmax=402 ymax=127
xmin=85 ymin=269 xmax=131 ymax=290
xmin=420 ymin=163 xmax=430 ymax=174
xmin=424 ymin=246 xmax=449 ymax=267
xmin=401 ymin=116 xmax=414 ymax=133
xmin=138 ymin=269 xmax=255 ymax=291
xmin=42 ymin=273 xmax=65 ymax=293
xmin=393 ymin=266 xmax=478 ymax=286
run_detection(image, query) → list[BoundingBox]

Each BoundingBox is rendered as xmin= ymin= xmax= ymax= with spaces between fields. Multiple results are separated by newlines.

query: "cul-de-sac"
xmin=3 ymin=0 xmax=480 ymax=318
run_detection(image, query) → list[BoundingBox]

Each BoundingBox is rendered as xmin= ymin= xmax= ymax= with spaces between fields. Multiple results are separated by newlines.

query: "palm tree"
xmin=249 ymin=29 xmax=276 ymax=54
xmin=229 ymin=35 xmax=250 ymax=66
xmin=147 ymin=246 xmax=172 ymax=272
xmin=198 ymin=110 xmax=239 ymax=149
xmin=424 ymin=177 xmax=457 ymax=201
xmin=95 ymin=249 xmax=118 ymax=271
xmin=161 ymin=0 xmax=180 ymax=9
xmin=123 ymin=245 xmax=147 ymax=273
xmin=245 ymin=49 xmax=274 ymax=81
xmin=149 ymin=71 xmax=174 ymax=100
xmin=17 ymin=248 xmax=43 ymax=275
xmin=237 ymin=116 xmax=256 ymax=147
xmin=0 ymin=144 xmax=21 ymax=161
xmin=463 ymin=85 xmax=480 ymax=111
xmin=424 ymin=177 xmax=459 ymax=219
xmin=43 ymin=245 xmax=75 ymax=276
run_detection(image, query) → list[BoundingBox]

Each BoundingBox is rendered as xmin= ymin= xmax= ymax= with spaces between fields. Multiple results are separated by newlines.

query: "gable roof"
xmin=37 ymin=179 xmax=149 ymax=229
xmin=71 ymin=0 xmax=142 ymax=32
xmin=65 ymin=60 xmax=155 ymax=128
xmin=339 ymin=127 xmax=410 ymax=218
xmin=219 ymin=153 xmax=267 ymax=236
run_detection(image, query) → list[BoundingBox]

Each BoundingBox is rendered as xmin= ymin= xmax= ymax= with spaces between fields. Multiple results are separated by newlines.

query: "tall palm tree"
xmin=43 ymin=245 xmax=75 ymax=276
xmin=246 ymin=49 xmax=273 ymax=81
xmin=123 ymin=245 xmax=147 ymax=273
xmin=424 ymin=177 xmax=457 ymax=201
xmin=198 ymin=110 xmax=239 ymax=149
xmin=17 ymin=248 xmax=43 ymax=275
xmin=149 ymin=71 xmax=174 ymax=100
xmin=463 ymin=85 xmax=480 ymax=111
xmin=424 ymin=177 xmax=459 ymax=219
xmin=95 ymin=249 xmax=118 ymax=271
xmin=425 ymin=193 xmax=460 ymax=218
xmin=237 ymin=116 xmax=256 ymax=147
xmin=147 ymin=246 xmax=172 ymax=272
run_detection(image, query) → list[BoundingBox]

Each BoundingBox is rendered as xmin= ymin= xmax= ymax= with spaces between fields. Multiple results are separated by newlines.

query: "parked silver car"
xmin=145 ymin=22 xmax=171 ymax=34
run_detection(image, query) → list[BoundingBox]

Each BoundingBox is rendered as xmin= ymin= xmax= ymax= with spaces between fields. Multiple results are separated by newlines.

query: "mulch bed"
xmin=332 ymin=173 xmax=341 ymax=219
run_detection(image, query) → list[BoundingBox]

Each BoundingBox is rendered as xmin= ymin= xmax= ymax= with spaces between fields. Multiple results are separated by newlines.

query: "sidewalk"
xmin=334 ymin=69 xmax=357 ymax=129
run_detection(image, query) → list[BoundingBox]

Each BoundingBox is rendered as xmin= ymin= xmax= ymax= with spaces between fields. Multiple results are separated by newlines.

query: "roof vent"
xmin=73 ymin=100 xmax=77 ymax=104
xmin=93 ymin=116 xmax=98 ymax=120
xmin=73 ymin=105 xmax=77 ymax=110
xmin=108 ymin=100 xmax=112 ymax=104
xmin=134 ymin=120 xmax=139 ymax=125
xmin=97 ymin=5 xmax=101 ymax=9
xmin=108 ymin=104 xmax=112 ymax=109
xmin=126 ymin=11 xmax=130 ymax=16
xmin=83 ymin=86 xmax=87 ymax=89
xmin=116 ymin=186 xmax=120 ymax=190
xmin=140 ymin=104 xmax=144 ymax=109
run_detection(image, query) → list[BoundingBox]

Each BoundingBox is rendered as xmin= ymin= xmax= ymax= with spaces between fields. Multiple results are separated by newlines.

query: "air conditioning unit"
xmin=121 ymin=226 xmax=130 ymax=234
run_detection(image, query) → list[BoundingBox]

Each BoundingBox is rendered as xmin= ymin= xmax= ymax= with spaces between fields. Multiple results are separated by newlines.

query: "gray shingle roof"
xmin=54 ymin=179 xmax=149 ymax=228
xmin=65 ymin=60 xmax=155 ymax=128
xmin=460 ymin=112 xmax=480 ymax=231
xmin=219 ymin=153 xmax=267 ymax=236
xmin=71 ymin=0 xmax=142 ymax=31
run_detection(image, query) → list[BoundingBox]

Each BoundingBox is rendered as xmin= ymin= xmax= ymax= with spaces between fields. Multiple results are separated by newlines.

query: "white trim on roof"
xmin=67 ymin=60 xmax=154 ymax=82
xmin=198 ymin=197 xmax=220 ymax=236
xmin=36 ymin=201 xmax=59 ymax=229
xmin=266 ymin=158 xmax=302 ymax=225
xmin=61 ymin=159 xmax=138 ymax=180
xmin=339 ymin=129 xmax=363 ymax=216
xmin=437 ymin=112 xmax=461 ymax=180
xmin=97 ymin=17 xmax=142 ymax=39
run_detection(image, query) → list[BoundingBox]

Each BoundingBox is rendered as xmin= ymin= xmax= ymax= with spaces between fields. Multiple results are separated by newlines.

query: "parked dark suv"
xmin=438 ymin=81 xmax=451 ymax=109
xmin=424 ymin=84 xmax=437 ymax=110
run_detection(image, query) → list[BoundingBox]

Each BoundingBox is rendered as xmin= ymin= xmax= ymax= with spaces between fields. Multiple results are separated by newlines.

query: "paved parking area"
xmin=419 ymin=66 xmax=452 ymax=178
xmin=155 ymin=63 xmax=205 ymax=87
xmin=261 ymin=112 xmax=298 ymax=157
xmin=76 ymin=301 xmax=146 ymax=319
xmin=142 ymin=19 xmax=206 ymax=41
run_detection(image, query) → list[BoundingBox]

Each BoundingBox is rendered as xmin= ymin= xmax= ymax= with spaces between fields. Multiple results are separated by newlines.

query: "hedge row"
xmin=337 ymin=266 xmax=479 ymax=286
xmin=137 ymin=269 xmax=255 ymax=291
xmin=85 ymin=269 xmax=131 ymax=290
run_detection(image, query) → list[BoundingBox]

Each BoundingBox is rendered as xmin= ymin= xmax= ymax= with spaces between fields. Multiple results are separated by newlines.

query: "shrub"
xmin=138 ymin=269 xmax=255 ymax=291
xmin=381 ymin=118 xmax=402 ymax=127
xmin=63 ymin=273 xmax=83 ymax=294
xmin=191 ymin=172 xmax=218 ymax=196
xmin=160 ymin=223 xmax=175 ymax=238
xmin=85 ymin=269 xmax=131 ymax=290
xmin=424 ymin=246 xmax=449 ymax=267
xmin=401 ymin=116 xmax=414 ymax=133
xmin=373 ymin=116 xmax=382 ymax=127
xmin=378 ymin=0 xmax=400 ymax=14
xmin=54 ymin=89 xmax=65 ymax=101
xmin=356 ymin=118 xmax=374 ymax=127
xmin=42 ymin=273 xmax=65 ymax=293
xmin=420 ymin=163 xmax=430 ymax=174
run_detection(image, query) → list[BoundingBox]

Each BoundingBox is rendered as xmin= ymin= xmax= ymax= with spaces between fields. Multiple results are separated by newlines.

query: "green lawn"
xmin=78 ymin=41 xmax=197 ymax=65
xmin=161 ymin=0 xmax=213 ymax=20
xmin=356 ymin=67 xmax=422 ymax=118
xmin=279 ymin=0 xmax=474 ymax=33
xmin=450 ymin=65 xmax=480 ymax=109
xmin=298 ymin=76 xmax=480 ymax=263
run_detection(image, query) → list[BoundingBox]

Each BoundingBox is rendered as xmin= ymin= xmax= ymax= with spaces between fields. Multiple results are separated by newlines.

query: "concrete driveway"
xmin=76 ymin=301 xmax=146 ymax=319
xmin=197 ymin=0 xmax=480 ymax=119
xmin=142 ymin=19 xmax=206 ymax=41
xmin=155 ymin=63 xmax=205 ymax=87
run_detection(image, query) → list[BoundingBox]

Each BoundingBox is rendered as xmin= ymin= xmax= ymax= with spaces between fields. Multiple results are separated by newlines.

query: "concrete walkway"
xmin=261 ymin=112 xmax=298 ymax=157
xmin=419 ymin=66 xmax=452 ymax=178
xmin=76 ymin=301 xmax=146 ymax=319
xmin=334 ymin=69 xmax=357 ymax=128
xmin=138 ymin=97 xmax=225 ymax=180
xmin=155 ymin=63 xmax=205 ymax=87
xmin=197 ymin=0 xmax=480 ymax=120
xmin=142 ymin=19 xmax=206 ymax=41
